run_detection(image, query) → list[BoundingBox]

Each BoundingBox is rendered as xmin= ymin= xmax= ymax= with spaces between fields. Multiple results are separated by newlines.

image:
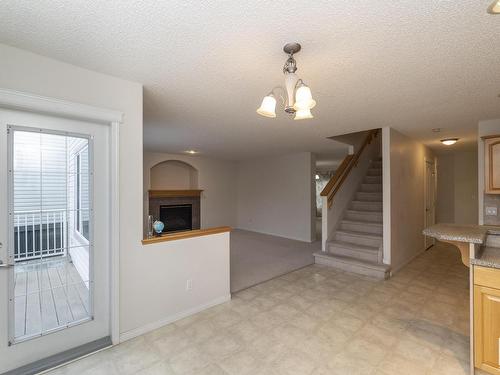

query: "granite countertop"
xmin=471 ymin=246 xmax=500 ymax=270
xmin=422 ymin=223 xmax=489 ymax=244
xmin=423 ymin=223 xmax=500 ymax=269
xmin=485 ymin=226 xmax=500 ymax=235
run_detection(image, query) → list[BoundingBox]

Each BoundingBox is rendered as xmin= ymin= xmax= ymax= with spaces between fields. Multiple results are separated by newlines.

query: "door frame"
xmin=424 ymin=158 xmax=436 ymax=250
xmin=0 ymin=88 xmax=122 ymax=345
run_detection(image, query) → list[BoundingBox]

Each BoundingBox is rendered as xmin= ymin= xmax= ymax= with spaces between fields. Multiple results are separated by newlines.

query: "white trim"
xmin=381 ymin=127 xmax=391 ymax=265
xmin=110 ymin=122 xmax=120 ymax=345
xmin=119 ymin=295 xmax=232 ymax=343
xmin=0 ymin=89 xmax=123 ymax=124
xmin=0 ymin=87 xmax=122 ymax=349
xmin=423 ymin=158 xmax=436 ymax=250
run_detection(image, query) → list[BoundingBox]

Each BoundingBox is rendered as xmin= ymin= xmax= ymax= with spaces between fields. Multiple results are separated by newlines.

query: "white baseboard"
xmin=119 ymin=294 xmax=231 ymax=343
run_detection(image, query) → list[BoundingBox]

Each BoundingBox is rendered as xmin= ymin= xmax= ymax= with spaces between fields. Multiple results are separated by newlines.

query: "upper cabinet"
xmin=484 ymin=135 xmax=500 ymax=194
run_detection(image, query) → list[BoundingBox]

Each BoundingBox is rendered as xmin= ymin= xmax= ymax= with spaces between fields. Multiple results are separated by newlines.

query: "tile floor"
xmin=48 ymin=242 xmax=474 ymax=375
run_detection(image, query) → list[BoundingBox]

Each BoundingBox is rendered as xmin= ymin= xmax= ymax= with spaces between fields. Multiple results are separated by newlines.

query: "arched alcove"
xmin=150 ymin=160 xmax=199 ymax=190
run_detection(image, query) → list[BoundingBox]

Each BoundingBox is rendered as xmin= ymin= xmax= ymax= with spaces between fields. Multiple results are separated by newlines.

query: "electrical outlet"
xmin=486 ymin=206 xmax=498 ymax=216
xmin=186 ymin=279 xmax=192 ymax=291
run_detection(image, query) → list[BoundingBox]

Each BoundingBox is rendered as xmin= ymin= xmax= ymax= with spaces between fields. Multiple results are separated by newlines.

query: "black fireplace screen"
xmin=160 ymin=204 xmax=193 ymax=233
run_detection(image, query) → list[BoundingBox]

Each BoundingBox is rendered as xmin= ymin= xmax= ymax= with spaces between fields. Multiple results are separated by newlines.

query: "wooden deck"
xmin=14 ymin=257 xmax=90 ymax=341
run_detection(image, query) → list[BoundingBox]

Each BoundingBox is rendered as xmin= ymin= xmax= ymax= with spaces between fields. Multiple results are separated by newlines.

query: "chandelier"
xmin=257 ymin=42 xmax=316 ymax=120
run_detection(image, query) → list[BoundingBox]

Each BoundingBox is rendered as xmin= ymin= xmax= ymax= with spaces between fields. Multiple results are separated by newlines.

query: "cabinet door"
xmin=474 ymin=285 xmax=500 ymax=374
xmin=485 ymin=137 xmax=500 ymax=194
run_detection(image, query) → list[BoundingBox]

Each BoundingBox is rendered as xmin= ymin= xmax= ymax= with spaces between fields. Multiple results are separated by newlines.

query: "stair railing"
xmin=320 ymin=129 xmax=379 ymax=209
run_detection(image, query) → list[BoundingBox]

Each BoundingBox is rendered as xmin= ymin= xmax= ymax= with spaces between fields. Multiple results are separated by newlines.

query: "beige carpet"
xmin=230 ymin=229 xmax=320 ymax=292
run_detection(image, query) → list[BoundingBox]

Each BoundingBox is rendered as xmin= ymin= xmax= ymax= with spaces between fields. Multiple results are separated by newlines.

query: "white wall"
xmin=436 ymin=151 xmax=478 ymax=225
xmin=144 ymin=152 xmax=238 ymax=230
xmin=454 ymin=151 xmax=479 ymax=224
xmin=236 ymin=152 xmax=315 ymax=242
xmin=479 ymin=119 xmax=500 ymax=226
xmin=389 ymin=128 xmax=435 ymax=272
xmin=436 ymin=154 xmax=455 ymax=223
xmin=122 ymin=233 xmax=230 ymax=342
xmin=150 ymin=160 xmax=198 ymax=190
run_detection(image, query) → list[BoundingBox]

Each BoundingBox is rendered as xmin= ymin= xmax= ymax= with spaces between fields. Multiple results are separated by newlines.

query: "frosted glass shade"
xmin=256 ymin=95 xmax=277 ymax=118
xmin=489 ymin=0 xmax=500 ymax=13
xmin=440 ymin=138 xmax=458 ymax=146
xmin=294 ymin=108 xmax=314 ymax=120
xmin=294 ymin=84 xmax=316 ymax=110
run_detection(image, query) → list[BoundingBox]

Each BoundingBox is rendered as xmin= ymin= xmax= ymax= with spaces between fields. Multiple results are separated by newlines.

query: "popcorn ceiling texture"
xmin=1 ymin=1 xmax=500 ymax=159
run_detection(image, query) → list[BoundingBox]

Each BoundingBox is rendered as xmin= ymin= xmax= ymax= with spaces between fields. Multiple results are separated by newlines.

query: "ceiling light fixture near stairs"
xmin=257 ymin=43 xmax=316 ymax=120
xmin=440 ymin=138 xmax=459 ymax=146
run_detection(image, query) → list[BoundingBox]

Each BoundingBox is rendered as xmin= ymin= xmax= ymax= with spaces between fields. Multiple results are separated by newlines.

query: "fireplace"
xmin=160 ymin=204 xmax=193 ymax=233
xmin=148 ymin=190 xmax=201 ymax=236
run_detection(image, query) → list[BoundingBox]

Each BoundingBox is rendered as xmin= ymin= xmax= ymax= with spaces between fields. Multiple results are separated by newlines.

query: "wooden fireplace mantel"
xmin=149 ymin=189 xmax=203 ymax=198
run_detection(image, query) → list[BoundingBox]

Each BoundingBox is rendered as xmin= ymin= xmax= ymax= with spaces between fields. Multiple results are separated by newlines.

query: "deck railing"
xmin=13 ymin=209 xmax=67 ymax=261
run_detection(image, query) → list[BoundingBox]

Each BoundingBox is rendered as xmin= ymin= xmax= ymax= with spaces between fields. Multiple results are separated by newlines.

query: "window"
xmin=75 ymin=145 xmax=89 ymax=241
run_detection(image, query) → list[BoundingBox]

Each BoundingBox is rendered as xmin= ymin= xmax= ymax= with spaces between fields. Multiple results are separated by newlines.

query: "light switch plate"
xmin=485 ymin=206 xmax=498 ymax=216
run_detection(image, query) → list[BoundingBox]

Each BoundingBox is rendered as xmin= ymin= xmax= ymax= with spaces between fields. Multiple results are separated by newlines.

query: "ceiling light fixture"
xmin=488 ymin=0 xmax=500 ymax=14
xmin=185 ymin=150 xmax=198 ymax=154
xmin=257 ymin=43 xmax=316 ymax=120
xmin=440 ymin=138 xmax=459 ymax=146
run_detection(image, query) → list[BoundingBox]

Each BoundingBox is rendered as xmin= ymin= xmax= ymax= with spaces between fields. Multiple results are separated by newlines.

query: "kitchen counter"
xmin=471 ymin=246 xmax=500 ymax=270
xmin=423 ymin=223 xmax=489 ymax=244
xmin=423 ymin=223 xmax=500 ymax=269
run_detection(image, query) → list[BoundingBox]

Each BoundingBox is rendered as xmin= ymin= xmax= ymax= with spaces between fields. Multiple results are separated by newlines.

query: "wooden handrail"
xmin=320 ymin=129 xmax=379 ymax=208
xmin=320 ymin=155 xmax=353 ymax=197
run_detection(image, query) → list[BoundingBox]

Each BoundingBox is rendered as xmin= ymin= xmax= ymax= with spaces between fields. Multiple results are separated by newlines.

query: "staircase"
xmin=314 ymin=158 xmax=391 ymax=279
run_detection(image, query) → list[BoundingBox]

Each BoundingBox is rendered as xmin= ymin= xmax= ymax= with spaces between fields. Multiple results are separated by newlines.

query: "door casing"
xmin=424 ymin=159 xmax=436 ymax=249
xmin=0 ymin=88 xmax=122 ymax=373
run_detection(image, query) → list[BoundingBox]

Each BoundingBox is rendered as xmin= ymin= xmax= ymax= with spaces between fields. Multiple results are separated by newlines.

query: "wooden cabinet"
xmin=484 ymin=135 xmax=500 ymax=194
xmin=474 ymin=266 xmax=500 ymax=374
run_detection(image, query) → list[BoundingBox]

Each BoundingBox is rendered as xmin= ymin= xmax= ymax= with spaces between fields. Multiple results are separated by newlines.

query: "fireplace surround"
xmin=149 ymin=190 xmax=201 ymax=233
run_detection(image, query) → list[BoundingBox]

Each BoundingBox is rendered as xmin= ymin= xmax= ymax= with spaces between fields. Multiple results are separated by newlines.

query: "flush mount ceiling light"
xmin=488 ymin=0 xmax=500 ymax=14
xmin=257 ymin=43 xmax=316 ymax=121
xmin=185 ymin=150 xmax=198 ymax=154
xmin=440 ymin=138 xmax=459 ymax=146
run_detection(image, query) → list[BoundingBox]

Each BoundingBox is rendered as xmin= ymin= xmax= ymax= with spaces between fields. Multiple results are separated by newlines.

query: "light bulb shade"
xmin=294 ymin=84 xmax=316 ymax=110
xmin=440 ymin=138 xmax=459 ymax=146
xmin=256 ymin=95 xmax=277 ymax=118
xmin=489 ymin=0 xmax=500 ymax=13
xmin=284 ymin=72 xmax=299 ymax=108
xmin=294 ymin=108 xmax=314 ymax=120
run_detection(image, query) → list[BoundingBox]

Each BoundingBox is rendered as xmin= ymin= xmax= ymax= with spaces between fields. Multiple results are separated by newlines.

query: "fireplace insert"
xmin=159 ymin=204 xmax=193 ymax=233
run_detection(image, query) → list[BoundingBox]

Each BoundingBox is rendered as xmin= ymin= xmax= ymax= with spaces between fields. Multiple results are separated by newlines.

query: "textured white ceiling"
xmin=1 ymin=0 xmax=499 ymax=160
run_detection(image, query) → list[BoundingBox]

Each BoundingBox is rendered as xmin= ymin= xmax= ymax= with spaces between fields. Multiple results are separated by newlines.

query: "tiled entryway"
xmin=48 ymin=242 xmax=470 ymax=375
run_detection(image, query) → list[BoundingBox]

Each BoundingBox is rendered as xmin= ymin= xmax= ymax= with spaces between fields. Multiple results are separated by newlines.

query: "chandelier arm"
xmin=270 ymin=86 xmax=287 ymax=107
